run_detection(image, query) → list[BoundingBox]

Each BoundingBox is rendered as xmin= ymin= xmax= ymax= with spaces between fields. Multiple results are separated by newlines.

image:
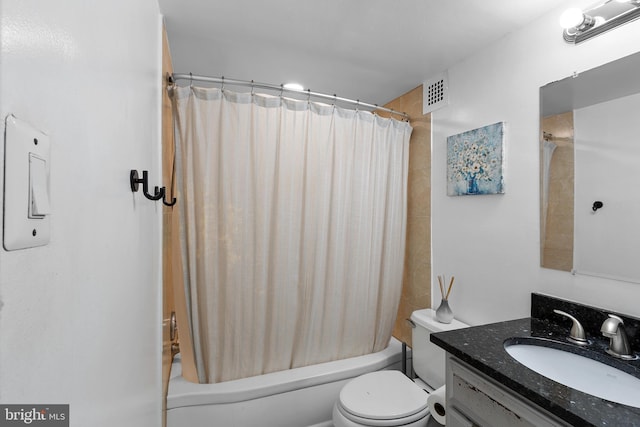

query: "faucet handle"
xmin=554 ymin=309 xmax=588 ymax=345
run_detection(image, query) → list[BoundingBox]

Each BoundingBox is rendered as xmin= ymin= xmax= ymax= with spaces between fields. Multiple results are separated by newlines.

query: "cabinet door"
xmin=446 ymin=357 xmax=569 ymax=427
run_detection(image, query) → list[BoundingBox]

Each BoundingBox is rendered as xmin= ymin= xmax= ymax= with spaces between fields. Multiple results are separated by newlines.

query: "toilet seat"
xmin=334 ymin=370 xmax=430 ymax=427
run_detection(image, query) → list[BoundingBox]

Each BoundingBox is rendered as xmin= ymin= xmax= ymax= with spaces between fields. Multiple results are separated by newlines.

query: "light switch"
xmin=3 ymin=115 xmax=51 ymax=250
xmin=29 ymin=153 xmax=51 ymax=218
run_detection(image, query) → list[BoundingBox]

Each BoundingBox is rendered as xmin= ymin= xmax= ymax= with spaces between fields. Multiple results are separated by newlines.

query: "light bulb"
xmin=559 ymin=8 xmax=586 ymax=29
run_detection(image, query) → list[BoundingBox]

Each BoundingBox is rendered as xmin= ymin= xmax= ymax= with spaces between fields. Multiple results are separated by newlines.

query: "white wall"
xmin=0 ymin=1 xmax=162 ymax=426
xmin=432 ymin=0 xmax=640 ymax=326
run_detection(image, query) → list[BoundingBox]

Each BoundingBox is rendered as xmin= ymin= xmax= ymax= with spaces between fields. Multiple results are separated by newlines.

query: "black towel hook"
xmin=130 ymin=169 xmax=176 ymax=206
xmin=592 ymin=201 xmax=604 ymax=212
xmin=163 ymin=193 xmax=177 ymax=207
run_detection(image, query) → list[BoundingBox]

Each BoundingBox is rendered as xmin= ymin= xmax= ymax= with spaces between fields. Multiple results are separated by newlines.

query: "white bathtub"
xmin=167 ymin=338 xmax=404 ymax=427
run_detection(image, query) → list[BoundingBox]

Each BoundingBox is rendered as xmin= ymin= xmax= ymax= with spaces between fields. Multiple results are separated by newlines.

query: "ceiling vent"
xmin=423 ymin=71 xmax=449 ymax=114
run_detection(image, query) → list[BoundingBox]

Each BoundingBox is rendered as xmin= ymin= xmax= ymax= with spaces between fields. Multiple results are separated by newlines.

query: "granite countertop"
xmin=431 ymin=316 xmax=640 ymax=427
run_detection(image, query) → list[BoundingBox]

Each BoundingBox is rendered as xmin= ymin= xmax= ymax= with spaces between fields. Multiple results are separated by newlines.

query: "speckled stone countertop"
xmin=431 ymin=294 xmax=640 ymax=427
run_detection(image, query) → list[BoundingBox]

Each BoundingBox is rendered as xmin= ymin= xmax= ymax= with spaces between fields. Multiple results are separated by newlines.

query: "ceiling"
xmin=159 ymin=0 xmax=579 ymax=107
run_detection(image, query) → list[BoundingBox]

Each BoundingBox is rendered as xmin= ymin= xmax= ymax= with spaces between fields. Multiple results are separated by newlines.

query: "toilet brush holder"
xmin=435 ymin=299 xmax=454 ymax=324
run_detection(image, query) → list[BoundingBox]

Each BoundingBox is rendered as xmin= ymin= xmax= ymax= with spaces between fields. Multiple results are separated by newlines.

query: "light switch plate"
xmin=3 ymin=115 xmax=51 ymax=250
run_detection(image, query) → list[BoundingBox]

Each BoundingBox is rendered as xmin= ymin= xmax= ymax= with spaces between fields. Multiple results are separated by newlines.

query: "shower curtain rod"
xmin=169 ymin=73 xmax=409 ymax=120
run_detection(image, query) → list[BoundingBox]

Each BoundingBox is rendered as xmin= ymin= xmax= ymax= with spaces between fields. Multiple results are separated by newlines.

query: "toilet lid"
xmin=339 ymin=371 xmax=428 ymax=420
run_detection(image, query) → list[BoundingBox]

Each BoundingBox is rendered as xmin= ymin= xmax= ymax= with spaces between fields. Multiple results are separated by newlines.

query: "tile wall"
xmin=381 ymin=86 xmax=431 ymax=347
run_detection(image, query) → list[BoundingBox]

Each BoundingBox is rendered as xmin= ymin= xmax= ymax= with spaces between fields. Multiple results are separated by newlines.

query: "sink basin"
xmin=504 ymin=340 xmax=640 ymax=408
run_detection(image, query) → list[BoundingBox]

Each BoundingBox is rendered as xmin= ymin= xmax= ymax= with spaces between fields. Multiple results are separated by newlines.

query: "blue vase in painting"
xmin=467 ymin=176 xmax=479 ymax=194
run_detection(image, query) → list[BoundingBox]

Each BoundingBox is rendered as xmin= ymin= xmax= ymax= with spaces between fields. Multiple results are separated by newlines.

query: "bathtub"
xmin=167 ymin=338 xmax=404 ymax=427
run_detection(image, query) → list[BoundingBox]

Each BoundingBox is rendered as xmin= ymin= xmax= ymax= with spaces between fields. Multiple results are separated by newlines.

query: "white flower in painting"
xmin=449 ymin=135 xmax=498 ymax=182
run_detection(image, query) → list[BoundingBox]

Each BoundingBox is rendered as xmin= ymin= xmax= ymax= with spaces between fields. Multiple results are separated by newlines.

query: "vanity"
xmin=431 ymin=293 xmax=640 ymax=427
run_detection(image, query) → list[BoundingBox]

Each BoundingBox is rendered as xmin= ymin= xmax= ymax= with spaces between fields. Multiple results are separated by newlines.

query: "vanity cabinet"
xmin=445 ymin=356 xmax=571 ymax=427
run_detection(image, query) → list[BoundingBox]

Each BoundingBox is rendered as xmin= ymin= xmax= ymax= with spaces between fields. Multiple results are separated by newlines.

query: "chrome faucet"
xmin=554 ymin=309 xmax=588 ymax=345
xmin=601 ymin=314 xmax=636 ymax=360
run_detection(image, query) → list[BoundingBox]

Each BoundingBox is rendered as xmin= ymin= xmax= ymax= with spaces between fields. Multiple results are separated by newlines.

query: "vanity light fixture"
xmin=561 ymin=0 xmax=640 ymax=43
xmin=560 ymin=8 xmax=596 ymax=34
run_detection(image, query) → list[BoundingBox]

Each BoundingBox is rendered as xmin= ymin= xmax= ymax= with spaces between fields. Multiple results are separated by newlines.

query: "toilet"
xmin=332 ymin=309 xmax=468 ymax=427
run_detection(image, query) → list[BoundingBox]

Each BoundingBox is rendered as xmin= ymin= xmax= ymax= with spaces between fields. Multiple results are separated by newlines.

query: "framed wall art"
xmin=447 ymin=122 xmax=505 ymax=196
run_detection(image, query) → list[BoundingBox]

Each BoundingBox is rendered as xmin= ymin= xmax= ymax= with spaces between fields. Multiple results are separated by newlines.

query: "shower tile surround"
xmin=381 ymin=86 xmax=431 ymax=348
xmin=431 ymin=293 xmax=640 ymax=426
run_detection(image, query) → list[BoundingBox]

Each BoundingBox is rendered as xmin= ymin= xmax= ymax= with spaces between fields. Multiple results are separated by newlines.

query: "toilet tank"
xmin=410 ymin=308 xmax=468 ymax=390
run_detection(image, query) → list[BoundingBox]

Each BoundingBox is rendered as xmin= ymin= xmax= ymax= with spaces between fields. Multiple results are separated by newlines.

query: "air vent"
xmin=423 ymin=72 xmax=449 ymax=114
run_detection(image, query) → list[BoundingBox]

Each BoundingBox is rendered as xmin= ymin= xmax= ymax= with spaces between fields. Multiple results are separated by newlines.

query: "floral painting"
xmin=447 ymin=122 xmax=504 ymax=196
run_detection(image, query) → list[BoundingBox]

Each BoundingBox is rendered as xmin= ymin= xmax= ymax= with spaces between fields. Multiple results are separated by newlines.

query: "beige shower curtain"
xmin=171 ymin=85 xmax=411 ymax=384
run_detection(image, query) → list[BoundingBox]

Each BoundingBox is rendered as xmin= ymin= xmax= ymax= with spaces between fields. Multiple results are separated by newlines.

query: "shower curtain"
xmin=171 ymin=85 xmax=412 ymax=384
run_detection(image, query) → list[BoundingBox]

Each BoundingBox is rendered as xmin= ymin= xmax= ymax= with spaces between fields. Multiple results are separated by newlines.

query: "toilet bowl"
xmin=332 ymin=309 xmax=469 ymax=427
xmin=332 ymin=371 xmax=430 ymax=427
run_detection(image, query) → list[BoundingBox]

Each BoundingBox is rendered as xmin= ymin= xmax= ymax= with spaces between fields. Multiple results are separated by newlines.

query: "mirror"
xmin=540 ymin=51 xmax=640 ymax=283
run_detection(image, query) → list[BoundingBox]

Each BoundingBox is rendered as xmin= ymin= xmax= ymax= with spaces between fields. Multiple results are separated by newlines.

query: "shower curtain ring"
xmin=307 ymin=89 xmax=311 ymax=103
xmin=279 ymin=84 xmax=284 ymax=97
xmin=189 ymin=72 xmax=193 ymax=87
xmin=251 ymin=80 xmax=255 ymax=96
xmin=221 ymin=76 xmax=225 ymax=91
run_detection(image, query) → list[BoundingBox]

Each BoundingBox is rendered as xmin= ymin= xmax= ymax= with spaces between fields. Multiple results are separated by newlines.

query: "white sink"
xmin=504 ymin=341 xmax=640 ymax=408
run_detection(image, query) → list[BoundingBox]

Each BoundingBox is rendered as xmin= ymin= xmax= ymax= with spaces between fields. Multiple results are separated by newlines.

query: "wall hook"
xmin=163 ymin=193 xmax=177 ymax=207
xmin=592 ymin=201 xmax=604 ymax=212
xmin=130 ymin=170 xmax=176 ymax=206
